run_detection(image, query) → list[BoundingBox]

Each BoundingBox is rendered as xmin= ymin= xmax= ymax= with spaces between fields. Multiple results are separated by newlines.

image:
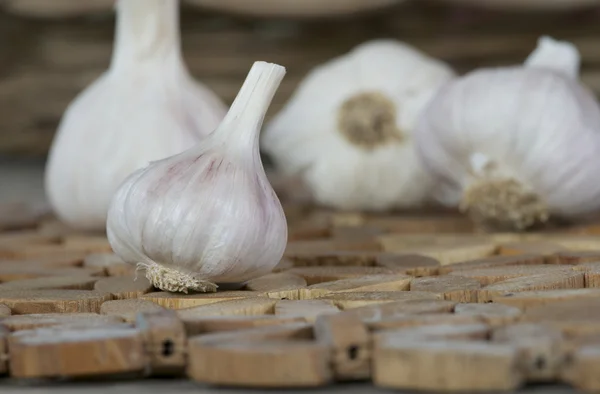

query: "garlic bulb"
xmin=415 ymin=36 xmax=600 ymax=230
xmin=44 ymin=0 xmax=226 ymax=231
xmin=261 ymin=39 xmax=456 ymax=211
xmin=106 ymin=61 xmax=288 ymax=293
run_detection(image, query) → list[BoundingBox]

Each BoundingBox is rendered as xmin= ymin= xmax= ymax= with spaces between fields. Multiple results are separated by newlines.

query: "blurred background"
xmin=1 ymin=0 xmax=600 ymax=203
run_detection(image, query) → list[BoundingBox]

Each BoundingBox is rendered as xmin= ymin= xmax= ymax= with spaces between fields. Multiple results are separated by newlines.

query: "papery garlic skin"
xmin=107 ymin=61 xmax=288 ymax=293
xmin=415 ymin=36 xmax=600 ymax=230
xmin=261 ymin=39 xmax=456 ymax=211
xmin=44 ymin=0 xmax=226 ymax=231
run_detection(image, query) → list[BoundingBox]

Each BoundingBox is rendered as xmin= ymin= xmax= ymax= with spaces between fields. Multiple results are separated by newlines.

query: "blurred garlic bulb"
xmin=415 ymin=36 xmax=600 ymax=230
xmin=261 ymin=39 xmax=456 ymax=211
xmin=107 ymin=61 xmax=288 ymax=293
xmin=45 ymin=0 xmax=226 ymax=231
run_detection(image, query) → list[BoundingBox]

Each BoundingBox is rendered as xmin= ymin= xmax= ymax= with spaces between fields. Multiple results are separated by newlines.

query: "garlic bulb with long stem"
xmin=261 ymin=39 xmax=456 ymax=211
xmin=106 ymin=61 xmax=288 ymax=294
xmin=415 ymin=36 xmax=600 ymax=231
xmin=44 ymin=0 xmax=226 ymax=231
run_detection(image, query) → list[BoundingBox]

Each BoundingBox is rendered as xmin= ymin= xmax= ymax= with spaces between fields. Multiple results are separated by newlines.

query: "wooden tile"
xmin=547 ymin=235 xmax=600 ymax=251
xmin=0 ymin=275 xmax=98 ymax=291
xmin=375 ymin=323 xmax=490 ymax=344
xmin=187 ymin=340 xmax=332 ymax=387
xmin=345 ymin=300 xmax=457 ymax=322
xmin=366 ymin=215 xmax=474 ymax=234
xmin=492 ymin=288 xmax=600 ymax=310
xmin=0 ymin=202 xmax=41 ymax=231
xmin=438 ymin=254 xmax=545 ymax=275
xmin=1 ymin=252 xmax=87 ymax=268
xmin=410 ymin=276 xmax=481 ymax=303
xmin=177 ymin=298 xmax=278 ymax=319
xmin=561 ymin=346 xmax=600 ymax=392
xmin=182 ymin=315 xmax=306 ymax=336
xmin=271 ymin=258 xmax=294 ymax=273
xmin=0 ymin=326 xmax=7 ymax=375
xmin=549 ymin=251 xmax=600 ymax=265
xmin=244 ymin=272 xmax=307 ymax=292
xmin=0 ymin=231 xmax=57 ymax=247
xmin=1 ymin=313 xmax=124 ymax=331
xmin=285 ymin=251 xmax=379 ymax=267
xmin=0 ymin=303 xmax=10 ymax=317
xmin=454 ymin=303 xmax=522 ymax=325
xmin=498 ymin=241 xmax=569 ymax=256
xmin=492 ymin=323 xmax=564 ymax=382
xmin=330 ymin=225 xmax=386 ymax=240
xmin=317 ymin=291 xmax=442 ymax=310
xmin=0 ymin=244 xmax=92 ymax=260
xmin=0 ymin=289 xmax=111 ymax=314
xmin=284 ymin=239 xmax=381 ymax=257
xmin=375 ymin=253 xmax=440 ymax=276
xmin=140 ymin=291 xmax=260 ymax=309
xmin=448 ymin=264 xmax=572 ymax=286
xmin=0 ymin=264 xmax=104 ymax=282
xmin=136 ymin=309 xmax=187 ymax=375
xmin=8 ymin=326 xmax=147 ymax=378
xmin=83 ymin=253 xmax=135 ymax=277
xmin=303 ymin=274 xmax=411 ymax=299
xmin=573 ymin=262 xmax=600 ymax=287
xmin=275 ymin=300 xmax=339 ymax=323
xmin=314 ymin=313 xmax=371 ymax=380
xmin=94 ymin=275 xmax=154 ymax=300
xmin=100 ymin=299 xmax=166 ymax=323
xmin=477 ymin=272 xmax=585 ymax=302
xmin=521 ymin=298 xmax=600 ymax=337
xmin=61 ymin=234 xmax=113 ymax=253
xmin=388 ymin=240 xmax=498 ymax=266
xmin=287 ymin=217 xmax=330 ymax=241
xmin=368 ymin=313 xmax=483 ymax=331
xmin=190 ymin=322 xmax=314 ymax=345
xmin=373 ymin=338 xmax=522 ymax=391
xmin=283 ymin=266 xmax=394 ymax=285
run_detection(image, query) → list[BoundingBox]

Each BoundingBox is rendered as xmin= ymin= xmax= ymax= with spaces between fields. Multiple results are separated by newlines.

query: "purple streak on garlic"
xmin=106 ymin=61 xmax=288 ymax=293
xmin=415 ymin=36 xmax=600 ymax=230
xmin=44 ymin=0 xmax=226 ymax=231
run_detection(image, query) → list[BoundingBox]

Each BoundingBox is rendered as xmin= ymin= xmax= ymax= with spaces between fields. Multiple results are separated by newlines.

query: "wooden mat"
xmin=2 ymin=197 xmax=600 ymax=391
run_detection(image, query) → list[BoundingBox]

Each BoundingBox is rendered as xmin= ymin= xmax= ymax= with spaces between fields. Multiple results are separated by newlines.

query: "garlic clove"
xmin=261 ymin=39 xmax=456 ymax=212
xmin=415 ymin=36 xmax=600 ymax=231
xmin=44 ymin=0 xmax=227 ymax=232
xmin=524 ymin=36 xmax=580 ymax=79
xmin=107 ymin=61 xmax=288 ymax=294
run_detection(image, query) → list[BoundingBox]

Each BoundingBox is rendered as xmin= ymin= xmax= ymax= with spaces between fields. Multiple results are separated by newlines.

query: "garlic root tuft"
xmin=137 ymin=261 xmax=218 ymax=294
xmin=460 ymin=177 xmax=549 ymax=231
xmin=337 ymin=91 xmax=404 ymax=149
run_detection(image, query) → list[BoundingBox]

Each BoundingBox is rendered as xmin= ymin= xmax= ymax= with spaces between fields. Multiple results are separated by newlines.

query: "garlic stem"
xmin=524 ymin=36 xmax=580 ymax=79
xmin=111 ymin=0 xmax=183 ymax=71
xmin=219 ymin=62 xmax=286 ymax=150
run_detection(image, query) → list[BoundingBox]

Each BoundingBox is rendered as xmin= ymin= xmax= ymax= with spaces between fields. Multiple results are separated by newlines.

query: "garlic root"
xmin=460 ymin=177 xmax=550 ymax=231
xmin=137 ymin=261 xmax=218 ymax=294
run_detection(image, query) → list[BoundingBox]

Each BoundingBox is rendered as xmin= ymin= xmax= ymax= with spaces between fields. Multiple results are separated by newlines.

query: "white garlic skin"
xmin=44 ymin=0 xmax=226 ymax=231
xmin=415 ymin=60 xmax=600 ymax=219
xmin=106 ymin=62 xmax=288 ymax=287
xmin=261 ymin=39 xmax=456 ymax=211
